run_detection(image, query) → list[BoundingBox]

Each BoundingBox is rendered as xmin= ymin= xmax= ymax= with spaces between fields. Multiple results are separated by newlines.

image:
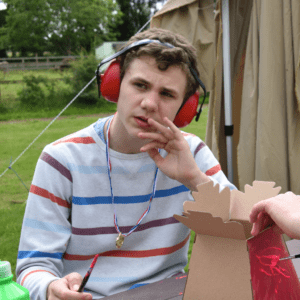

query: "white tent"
xmin=152 ymin=0 xmax=300 ymax=194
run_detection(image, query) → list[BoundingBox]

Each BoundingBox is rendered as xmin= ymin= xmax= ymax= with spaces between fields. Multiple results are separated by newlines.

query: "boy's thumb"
xmin=73 ymin=284 xmax=80 ymax=291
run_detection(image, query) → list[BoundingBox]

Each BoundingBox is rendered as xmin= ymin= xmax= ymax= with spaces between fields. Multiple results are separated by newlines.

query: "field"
xmin=0 ymin=68 xmax=119 ymax=122
xmin=0 ymin=106 xmax=208 ymax=280
xmin=0 ymin=69 xmax=73 ymax=110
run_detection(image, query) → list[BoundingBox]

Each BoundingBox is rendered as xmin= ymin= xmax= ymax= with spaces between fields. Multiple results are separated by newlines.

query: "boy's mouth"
xmin=137 ymin=116 xmax=148 ymax=123
xmin=135 ymin=116 xmax=151 ymax=128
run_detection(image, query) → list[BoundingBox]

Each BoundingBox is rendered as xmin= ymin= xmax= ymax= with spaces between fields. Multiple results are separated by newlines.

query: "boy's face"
xmin=116 ymin=55 xmax=187 ymax=139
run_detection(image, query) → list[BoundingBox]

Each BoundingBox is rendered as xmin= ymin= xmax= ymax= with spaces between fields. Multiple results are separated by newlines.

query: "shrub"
xmin=67 ymin=51 xmax=103 ymax=106
xmin=0 ymin=101 xmax=8 ymax=114
xmin=18 ymin=75 xmax=46 ymax=110
xmin=18 ymin=74 xmax=72 ymax=111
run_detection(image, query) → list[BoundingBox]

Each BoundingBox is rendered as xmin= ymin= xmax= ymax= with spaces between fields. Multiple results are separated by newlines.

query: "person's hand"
xmin=249 ymin=192 xmax=300 ymax=239
xmin=138 ymin=117 xmax=209 ymax=191
xmin=47 ymin=272 xmax=92 ymax=300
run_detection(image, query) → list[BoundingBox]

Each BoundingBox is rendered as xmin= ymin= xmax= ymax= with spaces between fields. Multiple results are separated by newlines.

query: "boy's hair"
xmin=119 ymin=28 xmax=199 ymax=103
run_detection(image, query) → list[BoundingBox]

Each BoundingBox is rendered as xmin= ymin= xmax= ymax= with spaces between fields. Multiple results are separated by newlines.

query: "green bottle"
xmin=0 ymin=261 xmax=30 ymax=300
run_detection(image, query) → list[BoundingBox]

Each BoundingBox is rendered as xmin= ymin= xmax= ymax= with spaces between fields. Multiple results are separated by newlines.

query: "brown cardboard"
xmin=173 ymin=180 xmax=283 ymax=300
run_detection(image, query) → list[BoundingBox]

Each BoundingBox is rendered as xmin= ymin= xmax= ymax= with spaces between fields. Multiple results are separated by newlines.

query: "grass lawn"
xmin=0 ymin=69 xmax=72 ymax=81
xmin=0 ymin=106 xmax=208 ymax=280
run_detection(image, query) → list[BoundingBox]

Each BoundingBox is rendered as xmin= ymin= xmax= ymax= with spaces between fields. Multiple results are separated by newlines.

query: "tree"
xmin=5 ymin=0 xmax=52 ymax=56
xmin=4 ymin=0 xmax=122 ymax=56
xmin=0 ymin=8 xmax=8 ymax=57
xmin=46 ymin=0 xmax=122 ymax=55
xmin=112 ymin=0 xmax=161 ymax=41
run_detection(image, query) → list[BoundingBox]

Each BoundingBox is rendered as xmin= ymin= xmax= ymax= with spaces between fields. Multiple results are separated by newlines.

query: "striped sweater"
xmin=16 ymin=115 xmax=236 ymax=299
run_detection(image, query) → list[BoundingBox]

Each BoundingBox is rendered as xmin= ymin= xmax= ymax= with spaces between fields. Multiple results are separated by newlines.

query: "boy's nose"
xmin=141 ymin=92 xmax=159 ymax=112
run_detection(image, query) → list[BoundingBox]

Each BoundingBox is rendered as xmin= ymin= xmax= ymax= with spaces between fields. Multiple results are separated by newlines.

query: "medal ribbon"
xmin=105 ymin=116 xmax=159 ymax=240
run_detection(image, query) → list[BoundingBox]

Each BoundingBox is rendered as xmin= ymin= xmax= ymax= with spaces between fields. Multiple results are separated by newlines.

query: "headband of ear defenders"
xmin=95 ymin=38 xmax=207 ymax=122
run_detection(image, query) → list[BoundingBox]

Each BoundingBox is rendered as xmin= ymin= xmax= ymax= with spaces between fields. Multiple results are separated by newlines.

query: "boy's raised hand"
xmin=138 ymin=117 xmax=209 ymax=191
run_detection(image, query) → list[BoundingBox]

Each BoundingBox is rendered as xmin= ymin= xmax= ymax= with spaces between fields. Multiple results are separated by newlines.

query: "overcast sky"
xmin=0 ymin=1 xmax=166 ymax=12
xmin=0 ymin=1 xmax=6 ymax=11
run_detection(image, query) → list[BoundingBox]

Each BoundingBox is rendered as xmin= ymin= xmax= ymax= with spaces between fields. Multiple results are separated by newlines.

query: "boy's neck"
xmin=104 ymin=117 xmax=145 ymax=154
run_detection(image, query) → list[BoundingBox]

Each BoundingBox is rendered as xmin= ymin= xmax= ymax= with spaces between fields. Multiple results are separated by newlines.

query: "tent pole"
xmin=222 ymin=0 xmax=234 ymax=183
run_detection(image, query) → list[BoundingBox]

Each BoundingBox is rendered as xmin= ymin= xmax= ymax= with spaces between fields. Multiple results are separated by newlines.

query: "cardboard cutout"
xmin=174 ymin=181 xmax=300 ymax=299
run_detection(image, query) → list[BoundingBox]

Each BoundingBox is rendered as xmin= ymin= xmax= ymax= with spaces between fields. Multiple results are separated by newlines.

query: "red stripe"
xmin=21 ymin=270 xmax=57 ymax=286
xmin=64 ymin=234 xmax=190 ymax=260
xmin=30 ymin=185 xmax=71 ymax=209
xmin=205 ymin=164 xmax=221 ymax=176
xmin=53 ymin=137 xmax=95 ymax=145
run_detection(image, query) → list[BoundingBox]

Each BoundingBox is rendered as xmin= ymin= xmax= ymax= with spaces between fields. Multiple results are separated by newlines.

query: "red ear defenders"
xmin=96 ymin=39 xmax=207 ymax=128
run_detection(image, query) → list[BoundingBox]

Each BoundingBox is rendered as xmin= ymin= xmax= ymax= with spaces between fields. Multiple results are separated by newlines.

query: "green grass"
xmin=0 ymin=69 xmax=72 ymax=81
xmin=0 ymin=107 xmax=208 ymax=280
xmin=0 ymin=101 xmax=117 ymax=122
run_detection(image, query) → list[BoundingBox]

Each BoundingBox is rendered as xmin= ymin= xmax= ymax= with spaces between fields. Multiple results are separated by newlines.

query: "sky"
xmin=0 ymin=1 xmax=7 ymax=11
xmin=0 ymin=1 xmax=166 ymax=12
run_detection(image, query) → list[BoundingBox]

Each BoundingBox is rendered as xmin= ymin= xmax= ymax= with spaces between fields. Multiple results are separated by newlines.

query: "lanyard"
xmin=105 ymin=116 xmax=159 ymax=248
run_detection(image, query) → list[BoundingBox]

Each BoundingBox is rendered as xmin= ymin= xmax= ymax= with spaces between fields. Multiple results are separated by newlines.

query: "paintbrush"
xmin=279 ymin=254 xmax=300 ymax=261
xmin=77 ymin=254 xmax=100 ymax=293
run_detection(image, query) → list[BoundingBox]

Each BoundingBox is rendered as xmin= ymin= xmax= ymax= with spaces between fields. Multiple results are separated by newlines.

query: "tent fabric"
xmin=206 ymin=0 xmax=253 ymax=187
xmin=237 ymin=0 xmax=300 ymax=194
xmin=152 ymin=0 xmax=300 ymax=195
xmin=151 ymin=0 xmax=215 ymax=92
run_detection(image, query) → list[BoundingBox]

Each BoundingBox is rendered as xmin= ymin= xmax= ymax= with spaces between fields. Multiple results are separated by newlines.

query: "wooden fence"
xmin=0 ymin=56 xmax=80 ymax=71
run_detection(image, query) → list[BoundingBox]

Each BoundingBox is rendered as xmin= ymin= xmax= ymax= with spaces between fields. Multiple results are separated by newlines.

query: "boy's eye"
xmin=161 ymin=91 xmax=174 ymax=98
xmin=134 ymin=82 xmax=147 ymax=89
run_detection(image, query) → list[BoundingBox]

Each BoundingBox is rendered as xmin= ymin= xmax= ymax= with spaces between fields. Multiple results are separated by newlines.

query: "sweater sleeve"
xmin=189 ymin=135 xmax=236 ymax=191
xmin=16 ymin=144 xmax=73 ymax=300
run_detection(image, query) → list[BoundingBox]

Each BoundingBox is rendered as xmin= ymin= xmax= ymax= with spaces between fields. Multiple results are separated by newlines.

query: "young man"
xmin=16 ymin=28 xmax=236 ymax=300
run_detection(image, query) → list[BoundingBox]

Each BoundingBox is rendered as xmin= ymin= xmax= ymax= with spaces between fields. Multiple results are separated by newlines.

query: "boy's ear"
xmin=173 ymin=91 xmax=199 ymax=128
xmin=99 ymin=60 xmax=121 ymax=103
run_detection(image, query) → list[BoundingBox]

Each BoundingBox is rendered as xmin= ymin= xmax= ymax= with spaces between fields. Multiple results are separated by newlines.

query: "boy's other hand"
xmin=47 ymin=272 xmax=92 ymax=300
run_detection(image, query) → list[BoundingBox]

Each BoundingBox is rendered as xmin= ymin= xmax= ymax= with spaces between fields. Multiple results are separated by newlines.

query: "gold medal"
xmin=116 ymin=233 xmax=125 ymax=249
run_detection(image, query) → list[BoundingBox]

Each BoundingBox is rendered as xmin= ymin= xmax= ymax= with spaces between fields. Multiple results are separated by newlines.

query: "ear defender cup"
xmin=100 ymin=60 xmax=121 ymax=103
xmin=99 ymin=60 xmax=200 ymax=127
xmin=173 ymin=90 xmax=200 ymax=128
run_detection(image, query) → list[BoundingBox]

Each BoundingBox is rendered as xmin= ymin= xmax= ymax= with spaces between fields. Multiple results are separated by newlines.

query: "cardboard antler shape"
xmin=174 ymin=181 xmax=300 ymax=300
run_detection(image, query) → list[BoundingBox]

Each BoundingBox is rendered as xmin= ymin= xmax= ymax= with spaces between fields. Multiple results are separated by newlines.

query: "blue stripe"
xmin=155 ymin=185 xmax=189 ymax=197
xmin=18 ymin=251 xmax=63 ymax=259
xmin=137 ymin=163 xmax=157 ymax=173
xmin=72 ymin=185 xmax=189 ymax=205
xmin=93 ymin=116 xmax=112 ymax=143
xmin=67 ymin=163 xmax=108 ymax=174
xmin=129 ymin=283 xmax=149 ymax=290
xmin=67 ymin=163 xmax=158 ymax=175
xmin=24 ymin=218 xmax=71 ymax=234
xmin=67 ymin=163 xmax=133 ymax=175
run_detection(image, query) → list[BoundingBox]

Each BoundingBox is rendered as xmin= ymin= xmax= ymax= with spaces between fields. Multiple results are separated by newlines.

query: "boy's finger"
xmin=141 ymin=141 xmax=166 ymax=152
xmin=148 ymin=118 xmax=174 ymax=139
xmin=138 ymin=132 xmax=168 ymax=143
xmin=66 ymin=272 xmax=83 ymax=290
xmin=162 ymin=117 xmax=182 ymax=138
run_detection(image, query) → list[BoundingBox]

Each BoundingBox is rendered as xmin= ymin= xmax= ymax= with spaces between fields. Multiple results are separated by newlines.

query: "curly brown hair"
xmin=119 ymin=28 xmax=199 ymax=103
